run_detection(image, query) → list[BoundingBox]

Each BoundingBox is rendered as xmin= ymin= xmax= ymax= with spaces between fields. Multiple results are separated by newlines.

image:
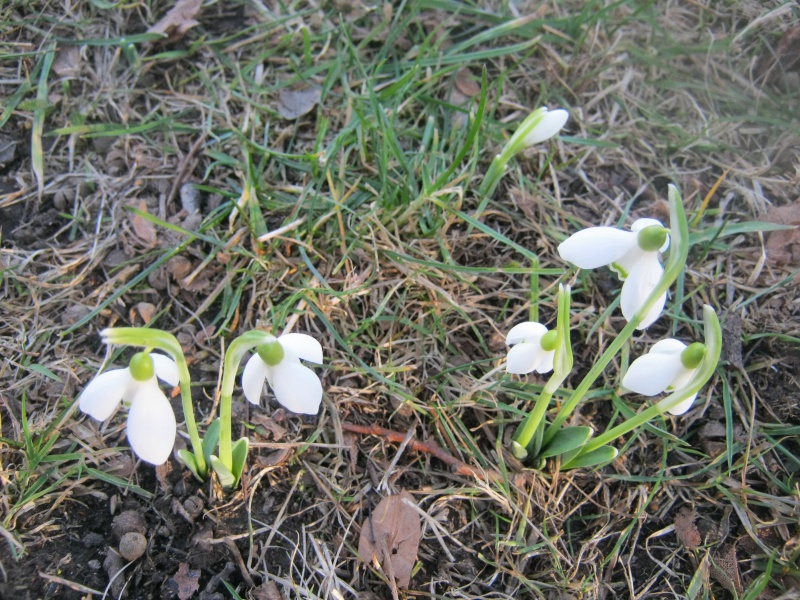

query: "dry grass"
xmin=1 ymin=0 xmax=799 ymax=598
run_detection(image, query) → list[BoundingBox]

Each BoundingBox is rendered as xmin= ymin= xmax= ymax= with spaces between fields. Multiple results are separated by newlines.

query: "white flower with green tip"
xmin=622 ymin=339 xmax=706 ymax=415
xmin=505 ymin=322 xmax=557 ymax=375
xmin=557 ymin=218 xmax=670 ymax=329
xmin=78 ymin=352 xmax=178 ymax=465
xmin=521 ymin=107 xmax=569 ymax=146
xmin=242 ymin=333 xmax=324 ymax=415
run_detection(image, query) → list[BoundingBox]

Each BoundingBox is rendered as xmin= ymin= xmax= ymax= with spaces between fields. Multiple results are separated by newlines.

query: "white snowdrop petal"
xmin=242 ymin=354 xmax=269 ymax=405
xmin=126 ymin=383 xmax=176 ymax=465
xmin=610 ymin=246 xmax=643 ymax=280
xmin=558 ymin=228 xmax=638 ymax=269
xmin=636 ymin=290 xmax=667 ymax=330
xmin=278 ymin=333 xmax=323 ymax=364
xmin=505 ymin=322 xmax=547 ymax=345
xmin=536 ymin=349 xmax=555 ymax=374
xmin=270 ymin=361 xmax=323 ymax=415
xmin=506 ymin=343 xmax=543 ymax=375
xmin=523 ymin=109 xmax=569 ymax=145
xmin=649 ymin=339 xmax=687 ymax=356
xmin=151 ymin=353 xmax=179 ymax=386
xmin=79 ymin=368 xmax=131 ymax=421
xmin=667 ymin=393 xmax=697 ymax=416
xmin=620 ymin=253 xmax=665 ymax=328
xmin=670 ymin=366 xmax=697 ymax=391
xmin=623 ymin=353 xmax=684 ymax=396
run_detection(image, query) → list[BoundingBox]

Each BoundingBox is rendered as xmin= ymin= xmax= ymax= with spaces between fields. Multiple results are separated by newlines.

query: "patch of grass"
xmin=1 ymin=0 xmax=799 ymax=597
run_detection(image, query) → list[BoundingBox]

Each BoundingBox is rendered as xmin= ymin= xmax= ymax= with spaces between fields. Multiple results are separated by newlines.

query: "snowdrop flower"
xmin=79 ymin=352 xmax=178 ymax=465
xmin=521 ymin=107 xmax=569 ymax=146
xmin=505 ymin=322 xmax=557 ymax=375
xmin=622 ymin=339 xmax=706 ymax=415
xmin=557 ymin=218 xmax=670 ymax=329
xmin=242 ymin=333 xmax=323 ymax=414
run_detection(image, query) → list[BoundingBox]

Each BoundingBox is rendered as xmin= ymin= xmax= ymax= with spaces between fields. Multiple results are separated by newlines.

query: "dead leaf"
xmin=455 ymin=70 xmax=480 ymax=97
xmin=172 ymin=562 xmax=201 ymax=600
xmin=251 ymin=413 xmax=288 ymax=441
xmin=358 ymin=491 xmax=421 ymax=590
xmin=135 ymin=302 xmax=156 ymax=324
xmin=674 ymin=507 xmax=701 ymax=550
xmin=250 ymin=581 xmax=286 ymax=600
xmin=764 ymin=198 xmax=800 ymax=267
xmin=131 ymin=200 xmax=157 ymax=246
xmin=53 ymin=46 xmax=81 ymax=78
xmin=711 ymin=543 xmax=742 ymax=594
xmin=147 ymin=0 xmax=203 ymax=42
xmin=277 ymin=86 xmax=321 ymax=120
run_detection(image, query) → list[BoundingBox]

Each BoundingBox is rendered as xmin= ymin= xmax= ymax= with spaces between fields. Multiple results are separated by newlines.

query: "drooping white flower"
xmin=79 ymin=352 xmax=178 ymax=465
xmin=521 ymin=107 xmax=569 ymax=146
xmin=505 ymin=322 xmax=557 ymax=375
xmin=242 ymin=333 xmax=323 ymax=415
xmin=557 ymin=218 xmax=670 ymax=329
xmin=622 ymin=339 xmax=705 ymax=415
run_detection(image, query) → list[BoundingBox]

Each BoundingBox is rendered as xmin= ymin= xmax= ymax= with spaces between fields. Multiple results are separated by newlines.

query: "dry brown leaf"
xmin=135 ymin=302 xmax=156 ymax=324
xmin=711 ymin=543 xmax=742 ymax=594
xmin=173 ymin=562 xmax=201 ymax=600
xmin=251 ymin=413 xmax=288 ymax=441
xmin=455 ymin=70 xmax=480 ymax=97
xmin=358 ymin=491 xmax=421 ymax=590
xmin=53 ymin=46 xmax=81 ymax=78
xmin=674 ymin=507 xmax=701 ymax=550
xmin=764 ymin=198 xmax=800 ymax=267
xmin=250 ymin=581 xmax=286 ymax=600
xmin=131 ymin=200 xmax=157 ymax=246
xmin=278 ymin=86 xmax=321 ymax=120
xmin=147 ymin=0 xmax=203 ymax=42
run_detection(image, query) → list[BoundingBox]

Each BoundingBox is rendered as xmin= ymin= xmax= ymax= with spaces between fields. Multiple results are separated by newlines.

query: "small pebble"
xmin=112 ymin=510 xmax=147 ymax=538
xmin=87 ymin=559 xmax=101 ymax=570
xmin=183 ymin=496 xmax=204 ymax=519
xmin=119 ymin=532 xmax=147 ymax=561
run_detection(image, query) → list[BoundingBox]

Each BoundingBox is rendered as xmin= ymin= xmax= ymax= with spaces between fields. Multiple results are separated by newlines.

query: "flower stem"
xmin=101 ymin=327 xmax=206 ymax=476
xmin=511 ymin=284 xmax=572 ymax=459
xmin=542 ymin=184 xmax=690 ymax=446
xmin=577 ymin=305 xmax=721 ymax=456
xmin=217 ymin=330 xmax=276 ymax=469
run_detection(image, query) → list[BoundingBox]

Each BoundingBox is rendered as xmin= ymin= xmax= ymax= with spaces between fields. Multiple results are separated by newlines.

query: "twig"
xmin=341 ymin=422 xmax=504 ymax=484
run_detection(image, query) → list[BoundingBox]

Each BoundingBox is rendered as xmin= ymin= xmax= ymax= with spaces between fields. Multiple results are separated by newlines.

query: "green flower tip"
xmin=257 ymin=341 xmax=285 ymax=366
xmin=681 ymin=342 xmax=706 ymax=369
xmin=129 ymin=352 xmax=154 ymax=381
xmin=540 ymin=330 xmax=558 ymax=352
xmin=637 ymin=225 xmax=669 ymax=252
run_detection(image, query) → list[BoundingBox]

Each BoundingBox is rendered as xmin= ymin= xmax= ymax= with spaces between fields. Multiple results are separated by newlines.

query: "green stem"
xmin=511 ymin=284 xmax=572 ymax=458
xmin=217 ymin=330 xmax=276 ymax=469
xmin=512 ymin=378 xmax=561 ymax=458
xmin=101 ymin=327 xmax=206 ymax=476
xmin=578 ymin=305 xmax=721 ymax=455
xmin=542 ymin=184 xmax=690 ymax=446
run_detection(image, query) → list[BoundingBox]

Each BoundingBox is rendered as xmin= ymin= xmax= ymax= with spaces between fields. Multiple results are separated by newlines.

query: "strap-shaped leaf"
xmin=231 ymin=437 xmax=250 ymax=486
xmin=177 ymin=449 xmax=202 ymax=482
xmin=209 ymin=455 xmax=235 ymax=489
xmin=539 ymin=426 xmax=592 ymax=459
xmin=202 ymin=419 xmax=221 ymax=464
xmin=562 ymin=445 xmax=618 ymax=469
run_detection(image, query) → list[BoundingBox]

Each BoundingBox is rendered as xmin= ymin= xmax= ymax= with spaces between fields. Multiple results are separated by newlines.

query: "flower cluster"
xmin=78 ymin=330 xmax=323 ymax=469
